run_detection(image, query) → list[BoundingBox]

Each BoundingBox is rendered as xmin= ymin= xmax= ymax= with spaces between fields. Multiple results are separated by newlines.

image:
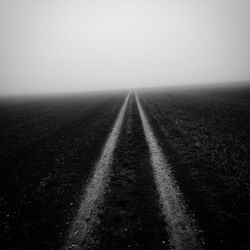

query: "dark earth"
xmin=0 ymin=92 xmax=126 ymax=249
xmin=139 ymin=86 xmax=250 ymax=250
xmin=0 ymin=86 xmax=250 ymax=250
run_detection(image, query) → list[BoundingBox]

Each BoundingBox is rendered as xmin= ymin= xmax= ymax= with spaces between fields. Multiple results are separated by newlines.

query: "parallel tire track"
xmin=63 ymin=93 xmax=130 ymax=250
xmin=135 ymin=92 xmax=205 ymax=250
xmin=83 ymin=93 xmax=168 ymax=249
xmin=63 ymin=91 xmax=205 ymax=250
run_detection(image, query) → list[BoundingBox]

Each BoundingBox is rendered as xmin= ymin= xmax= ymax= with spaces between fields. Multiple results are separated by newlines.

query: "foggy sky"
xmin=1 ymin=0 xmax=250 ymax=95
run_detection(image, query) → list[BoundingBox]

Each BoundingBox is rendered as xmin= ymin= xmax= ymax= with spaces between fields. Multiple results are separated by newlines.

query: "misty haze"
xmin=0 ymin=1 xmax=250 ymax=250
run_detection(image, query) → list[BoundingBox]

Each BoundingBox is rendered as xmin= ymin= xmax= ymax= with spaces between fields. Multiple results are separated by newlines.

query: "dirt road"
xmin=63 ymin=93 xmax=204 ymax=250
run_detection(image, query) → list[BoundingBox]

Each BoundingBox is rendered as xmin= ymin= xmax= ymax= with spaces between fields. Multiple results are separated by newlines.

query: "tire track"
xmin=84 ymin=93 xmax=168 ymax=249
xmin=63 ymin=92 xmax=130 ymax=250
xmin=135 ymin=92 xmax=205 ymax=250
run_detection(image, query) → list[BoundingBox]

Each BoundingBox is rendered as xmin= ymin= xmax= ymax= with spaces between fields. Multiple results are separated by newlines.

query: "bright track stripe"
xmin=135 ymin=92 xmax=204 ymax=250
xmin=63 ymin=92 xmax=130 ymax=250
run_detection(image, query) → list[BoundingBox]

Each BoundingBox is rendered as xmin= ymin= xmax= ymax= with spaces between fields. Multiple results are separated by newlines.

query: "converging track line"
xmin=63 ymin=93 xmax=130 ymax=250
xmin=135 ymin=92 xmax=204 ymax=250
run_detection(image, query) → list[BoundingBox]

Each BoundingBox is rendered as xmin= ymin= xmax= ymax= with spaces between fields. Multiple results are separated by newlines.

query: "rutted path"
xmin=63 ymin=92 xmax=204 ymax=250
xmin=85 ymin=92 xmax=168 ymax=249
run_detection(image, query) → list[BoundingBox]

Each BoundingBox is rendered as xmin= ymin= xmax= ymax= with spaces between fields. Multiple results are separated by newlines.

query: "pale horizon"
xmin=1 ymin=0 xmax=250 ymax=96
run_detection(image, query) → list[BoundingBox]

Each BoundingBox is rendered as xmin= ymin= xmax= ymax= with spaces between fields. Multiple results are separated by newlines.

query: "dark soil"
xmin=139 ymin=87 xmax=250 ymax=250
xmin=2 ymin=87 xmax=249 ymax=250
xmin=86 ymin=94 xmax=168 ymax=250
xmin=0 ymin=93 xmax=126 ymax=250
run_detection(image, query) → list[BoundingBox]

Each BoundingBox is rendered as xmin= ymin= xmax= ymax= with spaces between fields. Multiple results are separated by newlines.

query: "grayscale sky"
xmin=1 ymin=0 xmax=250 ymax=95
